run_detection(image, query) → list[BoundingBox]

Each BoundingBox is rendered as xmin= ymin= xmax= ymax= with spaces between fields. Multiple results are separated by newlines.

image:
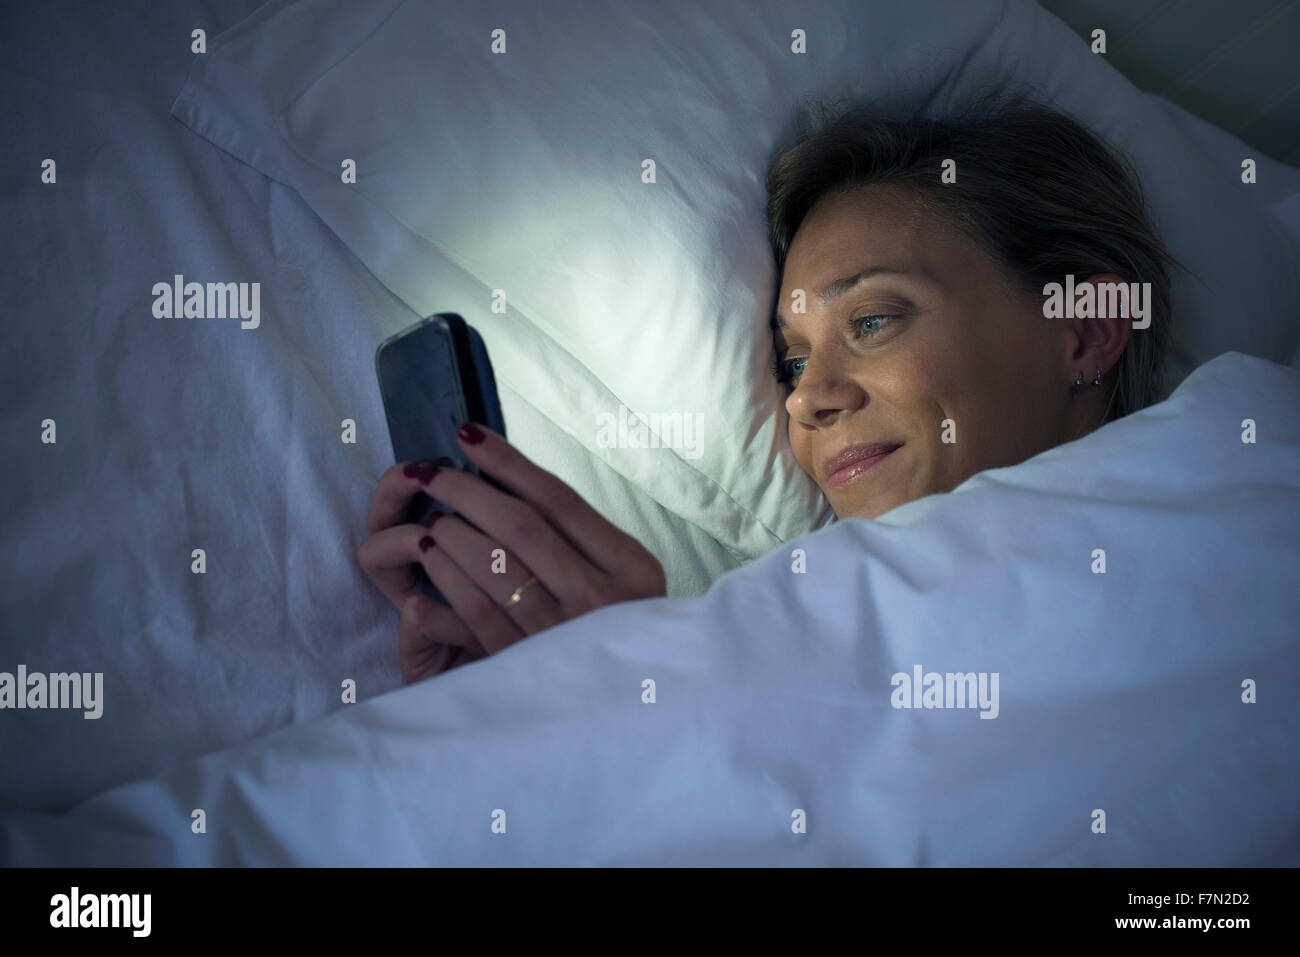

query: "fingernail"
xmin=403 ymin=460 xmax=433 ymax=478
xmin=417 ymin=463 xmax=440 ymax=484
xmin=457 ymin=422 xmax=485 ymax=444
xmin=427 ymin=512 xmax=444 ymax=528
xmin=418 ymin=535 xmax=435 ymax=552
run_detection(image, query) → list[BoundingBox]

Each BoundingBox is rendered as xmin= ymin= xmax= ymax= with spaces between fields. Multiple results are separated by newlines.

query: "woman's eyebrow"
xmin=773 ymin=266 xmax=919 ymax=332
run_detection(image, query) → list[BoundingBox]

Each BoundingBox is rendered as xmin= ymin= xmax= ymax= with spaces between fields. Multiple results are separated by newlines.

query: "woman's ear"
xmin=1069 ymin=272 xmax=1132 ymax=375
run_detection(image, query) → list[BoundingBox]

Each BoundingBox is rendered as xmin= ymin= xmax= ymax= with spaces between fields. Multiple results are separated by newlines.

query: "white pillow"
xmin=172 ymin=0 xmax=1300 ymax=590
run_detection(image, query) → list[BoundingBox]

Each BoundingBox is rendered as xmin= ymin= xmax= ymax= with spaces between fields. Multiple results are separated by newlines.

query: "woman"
xmin=358 ymin=92 xmax=1178 ymax=682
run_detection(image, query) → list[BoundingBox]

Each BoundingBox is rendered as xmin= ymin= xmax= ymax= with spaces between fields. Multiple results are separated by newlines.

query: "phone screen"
xmin=375 ymin=318 xmax=477 ymax=526
xmin=377 ymin=322 xmax=467 ymax=465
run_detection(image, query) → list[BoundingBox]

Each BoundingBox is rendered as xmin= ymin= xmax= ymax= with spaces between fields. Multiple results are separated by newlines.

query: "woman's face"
xmin=774 ymin=184 xmax=1118 ymax=520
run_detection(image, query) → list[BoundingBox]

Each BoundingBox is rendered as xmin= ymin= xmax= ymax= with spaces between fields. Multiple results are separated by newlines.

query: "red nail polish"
xmin=417 ymin=464 xmax=440 ymax=484
xmin=418 ymin=535 xmax=434 ymax=552
xmin=427 ymin=512 xmax=444 ymax=528
xmin=403 ymin=463 xmax=420 ymax=478
xmin=457 ymin=422 xmax=485 ymax=444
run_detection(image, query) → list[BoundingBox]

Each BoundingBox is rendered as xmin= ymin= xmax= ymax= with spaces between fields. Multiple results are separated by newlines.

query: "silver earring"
xmin=1072 ymin=371 xmax=1084 ymax=394
xmin=1092 ymin=361 xmax=1102 ymax=387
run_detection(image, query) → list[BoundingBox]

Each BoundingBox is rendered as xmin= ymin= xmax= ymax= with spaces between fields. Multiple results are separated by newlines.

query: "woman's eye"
xmin=771 ymin=315 xmax=902 ymax=387
xmin=853 ymin=314 xmax=899 ymax=336
xmin=771 ymin=355 xmax=807 ymax=384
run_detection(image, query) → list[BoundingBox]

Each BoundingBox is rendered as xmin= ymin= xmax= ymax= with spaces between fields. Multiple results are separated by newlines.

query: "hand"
xmin=357 ymin=460 xmax=492 ymax=683
xmin=357 ymin=422 xmax=667 ymax=682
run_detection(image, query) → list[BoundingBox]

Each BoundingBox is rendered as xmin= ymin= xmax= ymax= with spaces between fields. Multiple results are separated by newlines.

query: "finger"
xmin=426 ymin=513 xmax=567 ymax=635
xmin=399 ymin=594 xmax=484 ymax=683
xmin=415 ymin=536 xmax=527 ymax=656
xmin=366 ymin=460 xmax=441 ymax=534
xmin=420 ymin=467 xmax=605 ymax=612
xmin=356 ymin=523 xmax=431 ymax=611
xmin=402 ymin=593 xmax=486 ymax=656
xmin=453 ymin=422 xmax=635 ymax=572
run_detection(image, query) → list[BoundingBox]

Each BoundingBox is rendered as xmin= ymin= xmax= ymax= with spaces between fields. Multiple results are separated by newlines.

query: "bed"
xmin=1 ymin=0 xmax=1297 ymax=865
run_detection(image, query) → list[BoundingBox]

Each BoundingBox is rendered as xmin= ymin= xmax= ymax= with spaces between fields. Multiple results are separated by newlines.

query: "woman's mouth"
xmin=824 ymin=443 xmax=902 ymax=490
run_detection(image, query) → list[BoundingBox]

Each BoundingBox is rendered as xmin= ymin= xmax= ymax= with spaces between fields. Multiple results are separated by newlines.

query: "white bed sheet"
xmin=0 ymin=0 xmax=724 ymax=817
xmin=3 ymin=352 xmax=1297 ymax=866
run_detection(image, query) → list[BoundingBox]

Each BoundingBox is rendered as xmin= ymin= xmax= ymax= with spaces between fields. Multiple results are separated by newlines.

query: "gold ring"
xmin=501 ymin=575 xmax=541 ymax=609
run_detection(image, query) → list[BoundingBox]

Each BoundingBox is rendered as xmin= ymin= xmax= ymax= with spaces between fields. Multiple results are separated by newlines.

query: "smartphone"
xmin=375 ymin=313 xmax=508 ymax=529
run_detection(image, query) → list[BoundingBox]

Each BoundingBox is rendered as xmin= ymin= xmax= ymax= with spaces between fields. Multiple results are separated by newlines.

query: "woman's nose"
xmin=786 ymin=354 xmax=866 ymax=427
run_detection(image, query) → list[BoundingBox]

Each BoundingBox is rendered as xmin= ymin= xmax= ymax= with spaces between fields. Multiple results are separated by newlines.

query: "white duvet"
xmin=3 ymin=351 xmax=1296 ymax=866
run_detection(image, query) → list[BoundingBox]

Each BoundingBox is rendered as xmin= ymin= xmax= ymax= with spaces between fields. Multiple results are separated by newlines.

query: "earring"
xmin=1072 ymin=371 xmax=1084 ymax=394
xmin=1092 ymin=361 xmax=1103 ymax=387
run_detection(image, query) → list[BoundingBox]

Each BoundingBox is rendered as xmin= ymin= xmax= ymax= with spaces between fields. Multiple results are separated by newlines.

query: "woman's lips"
xmin=825 ymin=445 xmax=901 ymax=490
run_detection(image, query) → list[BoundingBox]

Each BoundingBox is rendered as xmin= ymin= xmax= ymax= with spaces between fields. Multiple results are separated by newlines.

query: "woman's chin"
xmin=827 ymin=487 xmax=895 ymax=520
xmin=833 ymin=499 xmax=888 ymax=520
